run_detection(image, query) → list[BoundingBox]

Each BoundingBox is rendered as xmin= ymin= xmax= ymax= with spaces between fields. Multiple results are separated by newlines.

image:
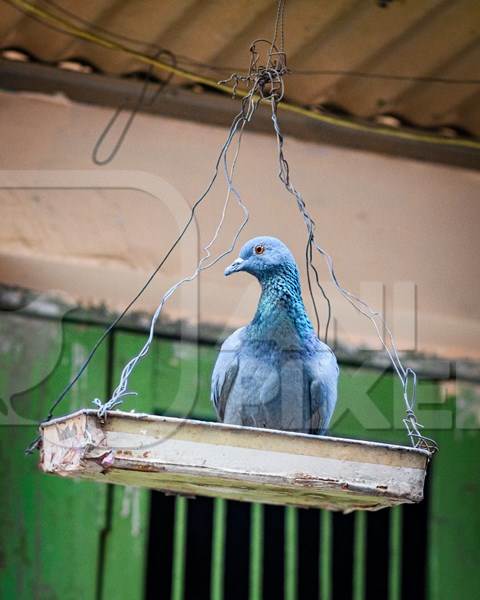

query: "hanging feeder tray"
xmin=39 ymin=409 xmax=431 ymax=512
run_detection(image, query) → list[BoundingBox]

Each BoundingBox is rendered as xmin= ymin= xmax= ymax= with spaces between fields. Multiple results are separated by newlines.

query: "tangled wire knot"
xmin=219 ymin=40 xmax=288 ymax=104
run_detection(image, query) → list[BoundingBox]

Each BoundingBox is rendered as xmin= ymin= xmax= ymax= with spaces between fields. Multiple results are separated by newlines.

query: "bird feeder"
xmin=39 ymin=409 xmax=430 ymax=512
xmin=32 ymin=11 xmax=436 ymax=512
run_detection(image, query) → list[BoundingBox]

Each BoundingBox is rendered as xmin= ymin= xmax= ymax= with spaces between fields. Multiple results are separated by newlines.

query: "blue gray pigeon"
xmin=211 ymin=236 xmax=338 ymax=435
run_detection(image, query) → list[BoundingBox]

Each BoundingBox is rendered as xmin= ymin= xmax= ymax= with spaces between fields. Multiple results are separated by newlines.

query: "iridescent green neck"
xmin=249 ymin=264 xmax=314 ymax=343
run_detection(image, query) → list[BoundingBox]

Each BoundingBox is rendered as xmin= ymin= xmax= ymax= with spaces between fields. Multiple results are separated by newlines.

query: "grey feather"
xmin=211 ymin=236 xmax=339 ymax=435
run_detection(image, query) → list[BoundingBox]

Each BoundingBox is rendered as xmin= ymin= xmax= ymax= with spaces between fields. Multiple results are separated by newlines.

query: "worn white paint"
xmin=40 ymin=409 xmax=430 ymax=512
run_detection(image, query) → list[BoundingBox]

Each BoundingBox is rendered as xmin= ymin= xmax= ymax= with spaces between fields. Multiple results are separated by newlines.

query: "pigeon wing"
xmin=307 ymin=346 xmax=339 ymax=434
xmin=211 ymin=327 xmax=244 ymax=421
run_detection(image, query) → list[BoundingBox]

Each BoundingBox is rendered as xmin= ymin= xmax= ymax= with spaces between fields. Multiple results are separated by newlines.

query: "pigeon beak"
xmin=224 ymin=256 xmax=245 ymax=276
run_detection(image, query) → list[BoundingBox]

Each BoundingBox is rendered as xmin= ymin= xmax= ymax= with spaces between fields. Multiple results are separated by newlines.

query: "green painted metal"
xmin=427 ymin=391 xmax=480 ymax=600
xmin=0 ymin=317 xmax=109 ymax=600
xmin=211 ymin=498 xmax=227 ymax=600
xmin=97 ymin=332 xmax=158 ymax=600
xmin=249 ymin=503 xmax=264 ymax=600
xmin=388 ymin=506 xmax=403 ymax=600
xmin=332 ymin=367 xmax=408 ymax=446
xmin=353 ymin=511 xmax=367 ymax=600
xmin=319 ymin=510 xmax=332 ymax=600
xmin=107 ymin=331 xmax=218 ymax=420
xmin=171 ymin=496 xmax=188 ymax=600
xmin=284 ymin=506 xmax=298 ymax=600
xmin=99 ymin=485 xmax=151 ymax=599
xmin=2 ymin=317 xmax=479 ymax=600
xmin=108 ymin=332 xmax=220 ymax=600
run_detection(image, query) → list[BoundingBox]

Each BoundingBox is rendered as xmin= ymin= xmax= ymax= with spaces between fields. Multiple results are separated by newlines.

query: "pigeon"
xmin=211 ymin=236 xmax=338 ymax=435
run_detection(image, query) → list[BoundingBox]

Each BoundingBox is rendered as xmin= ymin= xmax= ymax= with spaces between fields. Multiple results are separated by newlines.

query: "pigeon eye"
xmin=254 ymin=245 xmax=265 ymax=255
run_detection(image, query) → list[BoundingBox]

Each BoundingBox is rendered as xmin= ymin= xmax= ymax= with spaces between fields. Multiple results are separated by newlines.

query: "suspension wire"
xmin=271 ymin=0 xmax=286 ymax=55
xmin=269 ymin=95 xmax=437 ymax=453
xmin=95 ymin=96 xmax=259 ymax=417
xmin=234 ymin=0 xmax=435 ymax=451
xmin=219 ymin=0 xmax=436 ymax=452
xmin=305 ymin=238 xmax=321 ymax=338
xmin=307 ymin=235 xmax=332 ymax=344
xmin=25 ymin=74 xmax=260 ymax=452
xmin=286 ymin=68 xmax=480 ymax=84
xmin=27 ymin=42 xmax=286 ymax=451
xmin=96 ymin=28 xmax=317 ymax=417
xmin=218 ymin=15 xmax=327 ymax=344
xmin=24 ymin=0 xmax=437 ymax=454
xmin=92 ymin=49 xmax=176 ymax=165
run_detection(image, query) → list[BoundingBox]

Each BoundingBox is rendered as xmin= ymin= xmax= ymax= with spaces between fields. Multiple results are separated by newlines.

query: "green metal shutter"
xmin=1 ymin=316 xmax=479 ymax=600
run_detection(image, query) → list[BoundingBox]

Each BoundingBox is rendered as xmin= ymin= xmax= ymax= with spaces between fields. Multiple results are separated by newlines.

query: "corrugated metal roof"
xmin=1 ymin=0 xmax=479 ymax=137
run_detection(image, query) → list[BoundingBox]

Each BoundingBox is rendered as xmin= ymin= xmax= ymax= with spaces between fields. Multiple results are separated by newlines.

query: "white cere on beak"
xmin=224 ymin=256 xmax=244 ymax=276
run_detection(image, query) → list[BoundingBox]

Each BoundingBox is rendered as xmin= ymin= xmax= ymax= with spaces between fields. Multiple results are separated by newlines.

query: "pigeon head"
xmin=224 ymin=236 xmax=296 ymax=280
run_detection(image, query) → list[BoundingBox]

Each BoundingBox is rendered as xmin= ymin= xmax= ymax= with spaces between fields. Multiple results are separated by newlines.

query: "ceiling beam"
xmin=1 ymin=58 xmax=479 ymax=170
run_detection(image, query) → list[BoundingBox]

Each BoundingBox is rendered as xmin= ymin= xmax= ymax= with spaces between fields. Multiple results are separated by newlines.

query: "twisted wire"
xmin=269 ymin=96 xmax=437 ymax=453
xmin=270 ymin=0 xmax=286 ymax=57
xmin=24 ymin=0 xmax=437 ymax=454
xmin=221 ymin=27 xmax=329 ymax=346
xmin=218 ymin=24 xmax=436 ymax=451
xmin=25 ymin=59 xmax=261 ymax=450
xmin=94 ymin=81 xmax=262 ymax=416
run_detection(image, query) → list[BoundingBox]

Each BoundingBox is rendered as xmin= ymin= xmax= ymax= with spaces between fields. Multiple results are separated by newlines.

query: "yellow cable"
xmin=7 ymin=0 xmax=480 ymax=152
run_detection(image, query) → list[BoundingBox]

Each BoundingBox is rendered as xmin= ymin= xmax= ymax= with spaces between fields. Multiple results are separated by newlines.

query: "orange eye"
xmin=254 ymin=245 xmax=265 ymax=255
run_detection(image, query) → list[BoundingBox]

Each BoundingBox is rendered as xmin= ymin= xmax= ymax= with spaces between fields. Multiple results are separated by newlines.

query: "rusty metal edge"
xmin=39 ymin=408 xmax=432 ymax=460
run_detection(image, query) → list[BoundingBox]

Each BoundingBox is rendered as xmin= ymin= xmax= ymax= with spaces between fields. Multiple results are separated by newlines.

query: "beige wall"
xmin=0 ymin=90 xmax=479 ymax=360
